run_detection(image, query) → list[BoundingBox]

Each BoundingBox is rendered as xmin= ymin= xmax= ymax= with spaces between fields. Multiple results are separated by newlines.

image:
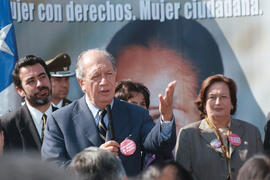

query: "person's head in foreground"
xmin=0 ymin=153 xmax=76 ymax=180
xmin=69 ymin=146 xmax=127 ymax=180
xmin=140 ymin=160 xmax=193 ymax=180
xmin=237 ymin=154 xmax=270 ymax=180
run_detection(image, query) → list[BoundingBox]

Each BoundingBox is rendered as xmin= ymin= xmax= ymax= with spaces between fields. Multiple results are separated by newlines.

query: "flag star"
xmin=0 ymin=24 xmax=14 ymax=56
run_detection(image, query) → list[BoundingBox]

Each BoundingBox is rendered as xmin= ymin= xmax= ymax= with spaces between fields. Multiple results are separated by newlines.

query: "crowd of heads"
xmin=0 ymin=39 xmax=266 ymax=179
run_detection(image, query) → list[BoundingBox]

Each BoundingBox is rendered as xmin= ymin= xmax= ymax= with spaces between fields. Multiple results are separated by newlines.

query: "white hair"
xmin=75 ymin=49 xmax=116 ymax=80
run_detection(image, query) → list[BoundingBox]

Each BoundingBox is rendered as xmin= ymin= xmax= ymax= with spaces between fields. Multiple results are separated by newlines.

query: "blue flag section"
xmin=0 ymin=0 xmax=20 ymax=115
xmin=0 ymin=0 xmax=18 ymax=92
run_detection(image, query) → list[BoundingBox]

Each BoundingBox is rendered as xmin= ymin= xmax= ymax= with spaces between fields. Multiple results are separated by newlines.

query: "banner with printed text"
xmin=9 ymin=0 xmax=269 ymax=136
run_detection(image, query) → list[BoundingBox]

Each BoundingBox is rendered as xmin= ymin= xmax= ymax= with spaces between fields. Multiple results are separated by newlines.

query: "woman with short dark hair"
xmin=115 ymin=80 xmax=150 ymax=109
xmin=175 ymin=74 xmax=262 ymax=180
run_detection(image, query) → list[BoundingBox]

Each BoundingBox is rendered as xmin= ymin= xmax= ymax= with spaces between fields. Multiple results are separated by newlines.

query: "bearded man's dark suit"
xmin=41 ymin=97 xmax=176 ymax=176
xmin=264 ymin=112 xmax=270 ymax=150
xmin=0 ymin=104 xmax=57 ymax=154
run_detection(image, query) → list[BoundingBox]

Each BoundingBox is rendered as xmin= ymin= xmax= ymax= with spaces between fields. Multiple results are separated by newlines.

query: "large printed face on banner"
xmin=106 ymin=19 xmax=224 ymax=132
xmin=116 ymin=45 xmax=200 ymax=131
xmin=10 ymin=0 xmax=266 ymax=135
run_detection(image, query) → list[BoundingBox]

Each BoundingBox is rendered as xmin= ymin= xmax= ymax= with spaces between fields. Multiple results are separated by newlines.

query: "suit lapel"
xmin=229 ymin=119 xmax=244 ymax=157
xmin=110 ymin=98 xmax=129 ymax=141
xmin=73 ymin=97 xmax=102 ymax=146
xmin=199 ymin=119 xmax=223 ymax=154
xmin=21 ymin=105 xmax=42 ymax=150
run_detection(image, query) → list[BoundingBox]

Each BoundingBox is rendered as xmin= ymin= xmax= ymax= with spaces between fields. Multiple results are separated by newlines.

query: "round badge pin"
xmin=210 ymin=139 xmax=221 ymax=149
xmin=228 ymin=133 xmax=241 ymax=146
xmin=120 ymin=139 xmax=136 ymax=156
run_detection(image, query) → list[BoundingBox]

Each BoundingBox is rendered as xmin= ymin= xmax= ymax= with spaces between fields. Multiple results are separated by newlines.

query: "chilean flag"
xmin=0 ymin=0 xmax=20 ymax=115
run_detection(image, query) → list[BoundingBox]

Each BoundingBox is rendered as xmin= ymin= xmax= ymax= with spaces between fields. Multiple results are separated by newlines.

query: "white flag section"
xmin=0 ymin=83 xmax=20 ymax=116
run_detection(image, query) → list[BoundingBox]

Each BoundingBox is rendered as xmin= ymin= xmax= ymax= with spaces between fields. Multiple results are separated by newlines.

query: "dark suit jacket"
xmin=175 ymin=118 xmax=262 ymax=180
xmin=264 ymin=112 xmax=270 ymax=150
xmin=41 ymin=97 xmax=176 ymax=176
xmin=0 ymin=104 xmax=57 ymax=154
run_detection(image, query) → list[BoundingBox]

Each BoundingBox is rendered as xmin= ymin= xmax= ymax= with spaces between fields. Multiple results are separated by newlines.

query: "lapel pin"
xmin=120 ymin=135 xmax=136 ymax=156
xmin=210 ymin=138 xmax=221 ymax=149
xmin=228 ymin=133 xmax=241 ymax=146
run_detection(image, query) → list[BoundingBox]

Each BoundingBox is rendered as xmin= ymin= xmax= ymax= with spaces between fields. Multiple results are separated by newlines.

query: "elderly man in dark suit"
xmin=41 ymin=49 xmax=177 ymax=176
xmin=0 ymin=55 xmax=55 ymax=154
xmin=46 ymin=53 xmax=75 ymax=108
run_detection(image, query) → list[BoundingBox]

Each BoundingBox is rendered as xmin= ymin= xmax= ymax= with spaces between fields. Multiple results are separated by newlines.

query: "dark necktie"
xmin=41 ymin=114 xmax=47 ymax=143
xmin=98 ymin=109 xmax=107 ymax=143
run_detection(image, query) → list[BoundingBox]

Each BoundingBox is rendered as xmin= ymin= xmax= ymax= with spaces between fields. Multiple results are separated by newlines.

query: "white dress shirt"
xmin=85 ymin=95 xmax=114 ymax=127
xmin=51 ymin=99 xmax=63 ymax=109
xmin=84 ymin=95 xmax=174 ymax=140
xmin=26 ymin=102 xmax=53 ymax=139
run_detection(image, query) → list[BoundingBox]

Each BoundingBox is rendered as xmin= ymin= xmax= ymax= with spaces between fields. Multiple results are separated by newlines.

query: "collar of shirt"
xmin=52 ymin=99 xmax=63 ymax=109
xmin=217 ymin=120 xmax=231 ymax=133
xmin=84 ymin=95 xmax=114 ymax=127
xmin=26 ymin=102 xmax=53 ymax=138
xmin=218 ymin=120 xmax=232 ymax=147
